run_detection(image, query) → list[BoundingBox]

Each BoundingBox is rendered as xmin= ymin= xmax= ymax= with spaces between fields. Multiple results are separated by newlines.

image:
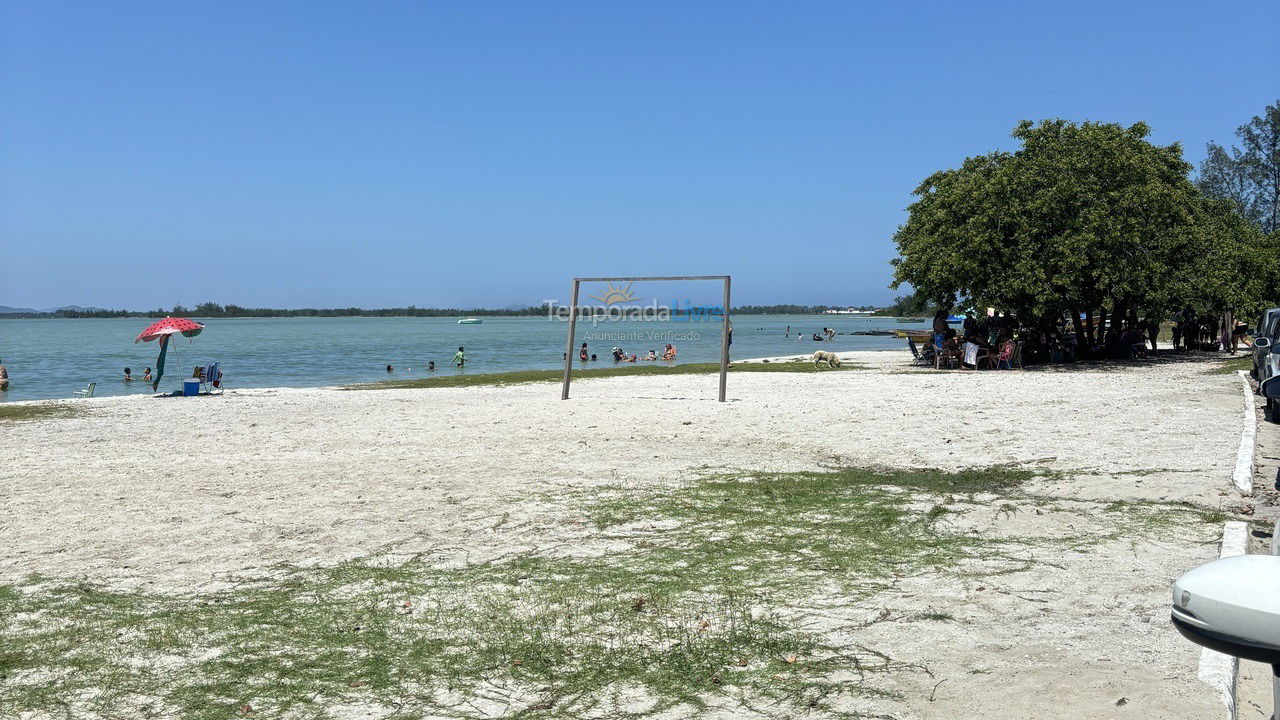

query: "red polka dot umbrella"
xmin=135 ymin=317 xmax=205 ymax=391
xmin=135 ymin=317 xmax=205 ymax=344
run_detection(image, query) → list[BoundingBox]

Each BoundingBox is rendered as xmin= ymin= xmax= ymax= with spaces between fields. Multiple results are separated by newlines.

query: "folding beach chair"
xmin=908 ymin=338 xmax=933 ymax=366
xmin=199 ymin=363 xmax=224 ymax=394
xmin=72 ymin=382 xmax=96 ymax=398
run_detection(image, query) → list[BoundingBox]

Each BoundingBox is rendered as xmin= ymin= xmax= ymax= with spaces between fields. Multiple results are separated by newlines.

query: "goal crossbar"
xmin=560 ymin=275 xmax=731 ymax=402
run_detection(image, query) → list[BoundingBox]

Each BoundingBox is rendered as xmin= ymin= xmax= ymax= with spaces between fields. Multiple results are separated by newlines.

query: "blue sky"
xmin=2 ymin=1 xmax=1277 ymax=310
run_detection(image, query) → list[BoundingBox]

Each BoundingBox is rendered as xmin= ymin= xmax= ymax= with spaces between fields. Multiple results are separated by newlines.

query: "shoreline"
xmin=0 ymin=349 xmax=896 ymax=406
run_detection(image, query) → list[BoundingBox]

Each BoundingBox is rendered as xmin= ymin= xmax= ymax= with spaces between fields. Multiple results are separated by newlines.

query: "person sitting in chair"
xmin=996 ymin=335 xmax=1016 ymax=370
xmin=938 ymin=329 xmax=961 ymax=368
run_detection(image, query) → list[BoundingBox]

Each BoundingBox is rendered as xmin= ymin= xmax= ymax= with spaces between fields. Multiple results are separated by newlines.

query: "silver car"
xmin=1253 ymin=308 xmax=1280 ymax=421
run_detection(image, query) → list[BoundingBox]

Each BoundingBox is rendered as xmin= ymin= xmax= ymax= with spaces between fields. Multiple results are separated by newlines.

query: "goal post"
xmin=560 ymin=275 xmax=731 ymax=402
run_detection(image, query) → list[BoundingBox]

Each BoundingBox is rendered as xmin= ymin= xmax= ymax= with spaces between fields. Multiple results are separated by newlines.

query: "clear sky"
xmin=2 ymin=1 xmax=1277 ymax=310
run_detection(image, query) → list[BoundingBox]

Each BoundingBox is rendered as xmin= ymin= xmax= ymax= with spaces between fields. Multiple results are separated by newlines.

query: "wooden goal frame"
xmin=560 ymin=275 xmax=731 ymax=402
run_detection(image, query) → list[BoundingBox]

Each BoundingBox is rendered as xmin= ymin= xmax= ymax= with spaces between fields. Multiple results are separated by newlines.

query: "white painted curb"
xmin=1233 ymin=371 xmax=1256 ymax=494
xmin=1198 ymin=520 xmax=1249 ymax=719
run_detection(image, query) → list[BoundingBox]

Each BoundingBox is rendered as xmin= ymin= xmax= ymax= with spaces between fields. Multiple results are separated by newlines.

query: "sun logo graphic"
xmin=589 ymin=281 xmax=640 ymax=305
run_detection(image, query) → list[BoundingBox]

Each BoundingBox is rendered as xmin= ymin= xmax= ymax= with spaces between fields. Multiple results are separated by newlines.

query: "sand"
xmin=0 ymin=350 xmax=1253 ymax=718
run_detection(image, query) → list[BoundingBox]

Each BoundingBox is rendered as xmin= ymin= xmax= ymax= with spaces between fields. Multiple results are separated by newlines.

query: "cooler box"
xmin=183 ymin=379 xmax=200 ymax=397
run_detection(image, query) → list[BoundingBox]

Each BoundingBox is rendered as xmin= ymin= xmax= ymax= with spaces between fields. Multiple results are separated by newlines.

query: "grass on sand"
xmin=0 ymin=403 xmax=80 ymax=423
xmin=0 ymin=466 xmax=1225 ymax=719
xmin=344 ymin=360 xmax=862 ymax=391
xmin=1205 ymin=354 xmax=1255 ymax=375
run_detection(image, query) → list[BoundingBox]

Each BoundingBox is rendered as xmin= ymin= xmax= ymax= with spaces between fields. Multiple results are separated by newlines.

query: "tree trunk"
xmin=1109 ymin=301 xmax=1127 ymax=334
xmin=1070 ymin=309 xmax=1085 ymax=360
xmin=1084 ymin=308 xmax=1096 ymax=349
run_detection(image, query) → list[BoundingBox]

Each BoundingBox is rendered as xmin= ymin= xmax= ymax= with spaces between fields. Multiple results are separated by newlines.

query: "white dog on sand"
xmin=811 ymin=350 xmax=842 ymax=368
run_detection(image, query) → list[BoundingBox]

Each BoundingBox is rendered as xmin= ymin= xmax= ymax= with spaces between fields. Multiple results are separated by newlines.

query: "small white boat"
xmin=457 ymin=318 xmax=483 ymax=325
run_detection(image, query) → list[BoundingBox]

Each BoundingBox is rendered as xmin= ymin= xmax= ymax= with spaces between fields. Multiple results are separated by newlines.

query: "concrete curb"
xmin=1198 ymin=520 xmax=1249 ymax=720
xmin=1234 ymin=371 xmax=1256 ymax=494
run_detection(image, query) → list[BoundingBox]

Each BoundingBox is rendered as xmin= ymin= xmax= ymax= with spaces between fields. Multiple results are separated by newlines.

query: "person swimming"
xmin=428 ymin=361 xmax=435 ymax=371
xmin=612 ymin=347 xmax=625 ymax=362
xmin=590 ymin=354 xmax=597 ymax=361
xmin=142 ymin=367 xmax=152 ymax=381
xmin=644 ymin=349 xmax=657 ymax=360
xmin=123 ymin=367 xmax=133 ymax=381
xmin=386 ymin=364 xmax=394 ymax=372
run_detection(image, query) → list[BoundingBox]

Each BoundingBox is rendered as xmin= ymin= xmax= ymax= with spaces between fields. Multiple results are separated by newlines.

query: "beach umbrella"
xmin=135 ymin=317 xmax=204 ymax=344
xmin=135 ymin=317 xmax=205 ymax=391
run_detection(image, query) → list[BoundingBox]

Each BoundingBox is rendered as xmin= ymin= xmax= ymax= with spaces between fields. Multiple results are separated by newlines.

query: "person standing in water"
xmin=452 ymin=346 xmax=465 ymax=367
xmin=579 ymin=342 xmax=588 ymax=362
xmin=0 ymin=358 xmax=9 ymax=391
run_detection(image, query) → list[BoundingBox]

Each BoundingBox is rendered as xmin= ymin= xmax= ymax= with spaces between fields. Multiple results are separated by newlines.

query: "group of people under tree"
xmin=927 ymin=310 xmax=1025 ymax=369
xmin=922 ymin=303 xmax=1257 ymax=370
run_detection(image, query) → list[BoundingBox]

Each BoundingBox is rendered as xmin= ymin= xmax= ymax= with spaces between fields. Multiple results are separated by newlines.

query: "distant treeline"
xmin=5 ymin=302 xmax=879 ymax=319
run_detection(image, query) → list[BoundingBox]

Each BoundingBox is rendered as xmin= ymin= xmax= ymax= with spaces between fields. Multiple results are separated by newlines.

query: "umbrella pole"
xmin=152 ymin=335 xmax=169 ymax=392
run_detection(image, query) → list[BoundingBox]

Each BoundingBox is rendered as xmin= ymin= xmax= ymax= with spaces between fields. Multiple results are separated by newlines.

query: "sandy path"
xmin=0 ymin=350 xmax=1248 ymax=718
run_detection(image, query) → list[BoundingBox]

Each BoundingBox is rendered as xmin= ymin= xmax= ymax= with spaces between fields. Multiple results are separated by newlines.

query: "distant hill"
xmin=45 ymin=305 xmax=106 ymax=313
xmin=0 ymin=304 xmax=108 ymax=315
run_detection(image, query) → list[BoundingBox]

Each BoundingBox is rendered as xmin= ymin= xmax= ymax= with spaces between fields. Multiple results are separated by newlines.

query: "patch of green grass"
xmin=3 ymin=559 xmax=903 ymax=720
xmin=344 ymin=361 xmax=863 ymax=391
xmin=915 ymin=612 xmax=953 ymax=622
xmin=1206 ymin=355 xmax=1254 ymax=375
xmin=584 ymin=467 xmax=1042 ymax=590
xmin=0 ymin=403 xmax=81 ymax=423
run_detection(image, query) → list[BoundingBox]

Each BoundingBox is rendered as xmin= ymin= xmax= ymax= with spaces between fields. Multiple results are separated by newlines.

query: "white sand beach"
xmin=0 ymin=350 xmax=1253 ymax=718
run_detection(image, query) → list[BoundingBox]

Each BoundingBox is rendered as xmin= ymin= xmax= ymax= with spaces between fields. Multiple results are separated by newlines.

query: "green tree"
xmin=891 ymin=119 xmax=1269 ymax=350
xmin=1199 ymin=100 xmax=1280 ymax=234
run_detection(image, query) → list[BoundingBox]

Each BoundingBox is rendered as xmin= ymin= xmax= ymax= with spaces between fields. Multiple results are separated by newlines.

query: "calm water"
xmin=0 ymin=315 xmax=929 ymax=402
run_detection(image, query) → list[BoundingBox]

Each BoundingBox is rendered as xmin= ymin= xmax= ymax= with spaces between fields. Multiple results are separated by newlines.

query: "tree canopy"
xmin=890 ymin=119 xmax=1275 ymax=335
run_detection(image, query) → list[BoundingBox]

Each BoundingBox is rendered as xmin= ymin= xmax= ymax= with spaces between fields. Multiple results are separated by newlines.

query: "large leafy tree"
xmin=891 ymin=119 xmax=1271 ymax=345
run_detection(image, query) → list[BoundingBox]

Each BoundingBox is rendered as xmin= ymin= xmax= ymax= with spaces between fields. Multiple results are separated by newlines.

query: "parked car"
xmin=1253 ymin=308 xmax=1280 ymax=421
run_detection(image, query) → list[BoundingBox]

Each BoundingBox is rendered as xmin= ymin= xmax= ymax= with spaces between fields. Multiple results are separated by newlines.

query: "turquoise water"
xmin=0 ymin=315 xmax=928 ymax=402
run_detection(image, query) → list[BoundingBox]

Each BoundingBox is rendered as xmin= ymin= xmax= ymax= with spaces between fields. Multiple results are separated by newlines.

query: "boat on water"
xmin=892 ymin=329 xmax=935 ymax=340
xmin=457 ymin=318 xmax=483 ymax=325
